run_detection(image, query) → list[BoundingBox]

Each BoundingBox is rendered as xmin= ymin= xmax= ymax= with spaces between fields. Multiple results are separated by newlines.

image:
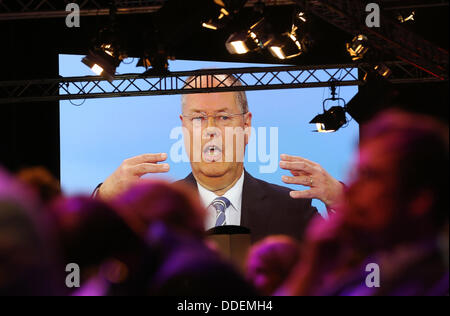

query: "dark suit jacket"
xmin=176 ymin=170 xmax=318 ymax=242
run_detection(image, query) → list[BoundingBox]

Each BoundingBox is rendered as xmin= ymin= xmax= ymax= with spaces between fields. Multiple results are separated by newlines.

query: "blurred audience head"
xmin=115 ymin=180 xmax=207 ymax=239
xmin=344 ymin=109 xmax=449 ymax=249
xmin=48 ymin=196 xmax=147 ymax=294
xmin=246 ymin=235 xmax=301 ymax=295
xmin=17 ymin=166 xmax=62 ymax=204
xmin=279 ymin=109 xmax=449 ymax=296
xmin=0 ymin=168 xmax=60 ymax=295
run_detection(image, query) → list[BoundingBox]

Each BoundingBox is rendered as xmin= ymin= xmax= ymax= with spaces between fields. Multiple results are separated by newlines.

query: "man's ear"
xmin=245 ymin=112 xmax=252 ymax=128
xmin=244 ymin=112 xmax=253 ymax=145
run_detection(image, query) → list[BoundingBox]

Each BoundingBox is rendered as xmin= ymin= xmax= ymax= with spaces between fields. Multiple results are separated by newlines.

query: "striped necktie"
xmin=212 ymin=197 xmax=231 ymax=227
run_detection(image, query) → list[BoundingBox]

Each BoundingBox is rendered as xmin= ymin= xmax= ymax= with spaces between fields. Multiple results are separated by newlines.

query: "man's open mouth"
xmin=202 ymin=144 xmax=223 ymax=163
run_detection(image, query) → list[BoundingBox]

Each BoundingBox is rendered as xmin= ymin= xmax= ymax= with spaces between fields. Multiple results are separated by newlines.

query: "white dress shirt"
xmin=197 ymin=170 xmax=245 ymax=230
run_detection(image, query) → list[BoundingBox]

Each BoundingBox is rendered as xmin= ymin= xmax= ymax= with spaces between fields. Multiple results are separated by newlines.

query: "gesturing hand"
xmin=98 ymin=153 xmax=170 ymax=200
xmin=280 ymin=154 xmax=344 ymax=208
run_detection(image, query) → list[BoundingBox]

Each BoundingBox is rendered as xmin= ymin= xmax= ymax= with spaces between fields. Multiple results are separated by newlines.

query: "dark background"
xmin=0 ymin=0 xmax=448 ymax=179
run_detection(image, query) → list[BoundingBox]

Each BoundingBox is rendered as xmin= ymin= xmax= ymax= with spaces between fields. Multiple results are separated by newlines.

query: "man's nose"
xmin=205 ymin=126 xmax=218 ymax=138
xmin=206 ymin=116 xmax=216 ymax=128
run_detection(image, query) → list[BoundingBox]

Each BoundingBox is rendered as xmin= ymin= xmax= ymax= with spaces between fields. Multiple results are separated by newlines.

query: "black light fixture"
xmin=82 ymin=3 xmax=126 ymax=81
xmin=225 ymin=30 xmax=258 ymax=54
xmin=362 ymin=63 xmax=393 ymax=82
xmin=310 ymin=84 xmax=348 ymax=133
xmin=374 ymin=64 xmax=392 ymax=78
xmin=397 ymin=10 xmax=416 ymax=23
xmin=82 ymin=44 xmax=125 ymax=82
xmin=137 ymin=49 xmax=171 ymax=76
xmin=225 ymin=17 xmax=274 ymax=55
xmin=346 ymin=34 xmax=369 ymax=61
xmin=269 ymin=10 xmax=311 ymax=60
xmin=310 ymin=106 xmax=347 ymax=133
xmin=202 ymin=0 xmax=231 ymax=30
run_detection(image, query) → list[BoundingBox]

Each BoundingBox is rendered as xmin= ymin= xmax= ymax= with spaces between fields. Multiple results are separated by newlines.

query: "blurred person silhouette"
xmin=246 ymin=235 xmax=301 ymax=296
xmin=48 ymin=196 xmax=150 ymax=296
xmin=17 ymin=166 xmax=62 ymax=204
xmin=0 ymin=168 xmax=62 ymax=296
xmin=278 ymin=109 xmax=449 ymax=296
xmin=115 ymin=180 xmax=257 ymax=296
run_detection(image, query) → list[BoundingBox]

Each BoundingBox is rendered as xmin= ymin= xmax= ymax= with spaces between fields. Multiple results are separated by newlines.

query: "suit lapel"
xmin=241 ymin=171 xmax=270 ymax=234
xmin=180 ymin=173 xmax=198 ymax=189
xmin=180 ymin=170 xmax=270 ymax=235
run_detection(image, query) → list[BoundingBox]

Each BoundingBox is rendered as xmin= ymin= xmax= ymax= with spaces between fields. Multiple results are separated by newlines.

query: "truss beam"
xmin=0 ymin=62 xmax=442 ymax=104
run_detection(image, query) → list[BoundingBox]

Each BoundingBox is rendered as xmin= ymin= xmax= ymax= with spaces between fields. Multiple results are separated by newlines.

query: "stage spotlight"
xmin=397 ymin=11 xmax=415 ymax=23
xmin=248 ymin=18 xmax=275 ymax=49
xmin=297 ymin=11 xmax=307 ymax=23
xmin=225 ymin=31 xmax=257 ymax=54
xmin=346 ymin=34 xmax=369 ymax=61
xmin=137 ymin=49 xmax=171 ymax=76
xmin=269 ymin=24 xmax=310 ymax=60
xmin=82 ymin=46 xmax=124 ymax=82
xmin=202 ymin=13 xmax=229 ymax=30
xmin=82 ymin=4 xmax=126 ymax=81
xmin=202 ymin=21 xmax=219 ymax=30
xmin=225 ymin=18 xmax=274 ymax=55
xmin=310 ymin=106 xmax=347 ymax=133
xmin=137 ymin=57 xmax=150 ymax=68
xmin=374 ymin=64 xmax=392 ymax=78
xmin=310 ymin=84 xmax=348 ymax=133
xmin=202 ymin=0 xmax=231 ymax=31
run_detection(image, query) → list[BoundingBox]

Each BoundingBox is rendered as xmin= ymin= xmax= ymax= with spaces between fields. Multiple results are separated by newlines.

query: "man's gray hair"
xmin=181 ymin=73 xmax=249 ymax=114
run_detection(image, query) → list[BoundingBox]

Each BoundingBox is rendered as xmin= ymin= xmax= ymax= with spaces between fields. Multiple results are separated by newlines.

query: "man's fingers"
xmin=280 ymin=154 xmax=317 ymax=166
xmin=280 ymin=161 xmax=315 ymax=174
xmin=131 ymin=163 xmax=170 ymax=176
xmin=125 ymin=153 xmax=168 ymax=165
xmin=289 ymin=190 xmax=315 ymax=199
xmin=282 ymin=175 xmax=312 ymax=187
xmin=290 ymin=170 xmax=308 ymax=177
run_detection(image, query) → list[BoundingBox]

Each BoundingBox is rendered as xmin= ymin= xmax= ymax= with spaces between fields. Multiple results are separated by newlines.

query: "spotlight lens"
xmin=269 ymin=46 xmax=286 ymax=60
xmin=220 ymin=8 xmax=229 ymax=16
xmin=230 ymin=41 xmax=249 ymax=54
xmin=316 ymin=123 xmax=335 ymax=133
xmin=91 ymin=64 xmax=104 ymax=75
xmin=202 ymin=22 xmax=218 ymax=30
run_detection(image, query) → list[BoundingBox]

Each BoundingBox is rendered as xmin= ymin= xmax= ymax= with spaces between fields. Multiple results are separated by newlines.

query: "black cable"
xmin=122 ymin=57 xmax=135 ymax=65
xmin=69 ymin=99 xmax=86 ymax=107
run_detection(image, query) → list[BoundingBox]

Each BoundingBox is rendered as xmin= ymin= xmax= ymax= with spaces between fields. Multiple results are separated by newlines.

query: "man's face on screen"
xmin=180 ymin=91 xmax=251 ymax=187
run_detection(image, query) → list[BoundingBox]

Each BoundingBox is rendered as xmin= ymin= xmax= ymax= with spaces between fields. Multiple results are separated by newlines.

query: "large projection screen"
xmin=59 ymin=55 xmax=359 ymax=216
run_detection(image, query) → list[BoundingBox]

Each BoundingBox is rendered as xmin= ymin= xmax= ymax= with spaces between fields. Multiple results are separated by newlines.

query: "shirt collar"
xmin=196 ymin=170 xmax=245 ymax=211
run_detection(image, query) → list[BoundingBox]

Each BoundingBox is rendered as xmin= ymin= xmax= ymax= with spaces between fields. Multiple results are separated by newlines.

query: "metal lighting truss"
xmin=1 ymin=0 xmax=447 ymax=79
xmin=1 ymin=0 xmax=447 ymax=20
xmin=0 ymin=61 xmax=441 ymax=104
xmin=0 ymin=0 xmax=302 ymax=20
xmin=300 ymin=0 xmax=448 ymax=80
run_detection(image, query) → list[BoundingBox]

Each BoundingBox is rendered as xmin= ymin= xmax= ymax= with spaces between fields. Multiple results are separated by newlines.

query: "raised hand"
xmin=280 ymin=154 xmax=344 ymax=208
xmin=98 ymin=153 xmax=170 ymax=200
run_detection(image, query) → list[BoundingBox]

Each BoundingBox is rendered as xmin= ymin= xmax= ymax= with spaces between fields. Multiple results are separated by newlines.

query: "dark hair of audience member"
xmin=352 ymin=109 xmax=449 ymax=246
xmin=114 ymin=180 xmax=207 ymax=239
xmin=278 ymin=109 xmax=449 ymax=296
xmin=16 ymin=166 xmax=62 ymax=204
xmin=0 ymin=168 xmax=63 ymax=296
xmin=246 ymin=235 xmax=301 ymax=295
xmin=48 ymin=196 xmax=150 ymax=295
xmin=115 ymin=181 xmax=257 ymax=296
